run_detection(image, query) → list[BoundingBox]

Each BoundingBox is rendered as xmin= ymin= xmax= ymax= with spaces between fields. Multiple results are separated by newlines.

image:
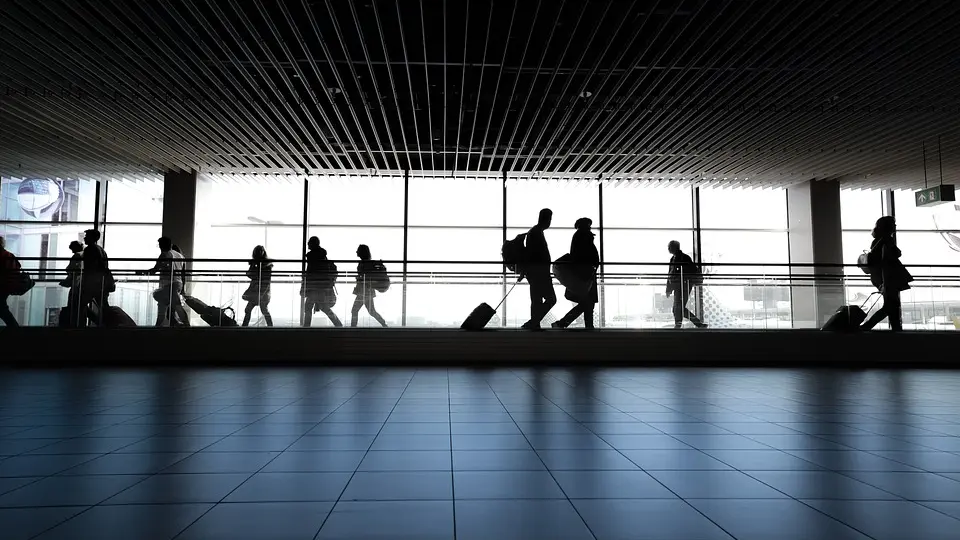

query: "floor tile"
xmin=35 ymin=504 xmax=211 ymax=540
xmin=784 ymin=451 xmax=923 ymax=472
xmin=536 ymin=449 xmax=640 ymax=470
xmin=369 ymin=434 xmax=451 ymax=451
xmin=869 ymin=451 xmax=960 ymax=473
xmin=842 ymin=471 xmax=960 ymax=501
xmin=688 ymin=499 xmax=871 ymax=540
xmin=117 ymin=436 xmax=224 ymax=453
xmin=746 ymin=471 xmax=902 ymax=499
xmin=342 ymin=471 xmax=453 ymax=500
xmin=647 ymin=423 xmax=733 ymax=435
xmin=515 ymin=422 xmax=593 ymax=435
xmin=0 ymin=477 xmax=41 ymax=496
xmin=0 ymin=474 xmax=147 ymax=507
xmin=671 ymin=434 xmax=774 ymax=450
xmin=552 ymin=470 xmax=677 ymax=498
xmin=57 ymin=453 xmax=191 ymax=476
xmin=452 ymin=434 xmax=531 ymax=451
xmin=316 ymin=501 xmax=454 ymax=540
xmin=600 ymin=434 xmax=694 ymax=450
xmin=450 ymin=422 xmax=520 ymax=435
xmin=26 ymin=437 xmax=161 ymax=455
xmin=804 ymin=499 xmax=960 ymax=540
xmin=702 ymin=449 xmax=825 ymax=471
xmin=745 ymin=434 xmax=853 ymax=451
xmin=619 ymin=449 xmax=734 ymax=470
xmin=0 ymin=507 xmax=89 ymax=540
xmin=454 ymin=470 xmax=564 ymax=499
xmin=648 ymin=470 xmax=788 ymax=498
xmin=381 ymin=422 xmax=452 ymax=435
xmin=224 ymin=472 xmax=352 ymax=502
xmin=0 ymin=454 xmax=103 ymax=477
xmin=260 ymin=451 xmax=365 ymax=472
xmin=286 ymin=435 xmax=377 ymax=452
xmin=161 ymin=452 xmax=279 ymax=474
xmin=452 ymin=450 xmax=546 ymax=470
xmin=919 ymin=501 xmax=960 ymax=520
xmin=105 ymin=473 xmax=250 ymax=504
xmin=202 ymin=435 xmax=301 ymax=452
xmin=455 ymin=500 xmax=594 ymax=540
xmin=177 ymin=502 xmax=333 ymax=540
xmin=572 ymin=499 xmax=734 ymax=540
xmin=358 ymin=450 xmax=452 ymax=471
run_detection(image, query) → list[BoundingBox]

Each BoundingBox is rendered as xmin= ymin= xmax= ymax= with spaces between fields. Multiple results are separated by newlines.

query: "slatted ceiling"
xmin=1 ymin=1 xmax=959 ymax=189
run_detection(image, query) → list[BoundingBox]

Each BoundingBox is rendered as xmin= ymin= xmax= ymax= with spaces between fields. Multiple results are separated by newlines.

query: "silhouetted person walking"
xmin=139 ymin=237 xmax=190 ymax=327
xmin=861 ymin=216 xmax=912 ymax=331
xmin=553 ymin=217 xmax=599 ymax=329
xmin=77 ymin=229 xmax=114 ymax=323
xmin=666 ymin=240 xmax=707 ymax=329
xmin=302 ymin=236 xmax=342 ymax=327
xmin=351 ymin=244 xmax=387 ymax=328
xmin=242 ymin=245 xmax=273 ymax=327
xmin=522 ymin=209 xmax=557 ymax=330
xmin=0 ymin=236 xmax=21 ymax=327
xmin=59 ymin=240 xmax=84 ymax=326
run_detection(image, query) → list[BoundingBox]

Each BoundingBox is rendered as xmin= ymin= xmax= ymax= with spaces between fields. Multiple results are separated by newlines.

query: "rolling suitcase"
xmin=461 ymin=279 xmax=521 ymax=330
xmin=87 ymin=303 xmax=137 ymax=328
xmin=821 ymin=293 xmax=879 ymax=331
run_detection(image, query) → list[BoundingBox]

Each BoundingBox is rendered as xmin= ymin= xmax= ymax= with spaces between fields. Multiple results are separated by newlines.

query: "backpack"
xmin=319 ymin=260 xmax=339 ymax=286
xmin=369 ymin=260 xmax=390 ymax=293
xmin=502 ymin=233 xmax=528 ymax=273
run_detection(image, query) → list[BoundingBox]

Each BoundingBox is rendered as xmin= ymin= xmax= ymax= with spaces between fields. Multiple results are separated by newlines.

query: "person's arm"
xmin=666 ymin=257 xmax=676 ymax=295
xmin=139 ymin=253 xmax=166 ymax=276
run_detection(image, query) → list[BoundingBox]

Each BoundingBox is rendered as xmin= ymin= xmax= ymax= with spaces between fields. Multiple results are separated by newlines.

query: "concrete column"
xmin=161 ymin=170 xmax=198 ymax=258
xmin=787 ymin=180 xmax=844 ymax=328
xmin=161 ymin=170 xmax=198 ymax=293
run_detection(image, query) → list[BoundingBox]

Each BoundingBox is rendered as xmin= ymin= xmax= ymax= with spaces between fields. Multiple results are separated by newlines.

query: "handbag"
xmin=10 ymin=271 xmax=35 ymax=296
xmin=856 ymin=252 xmax=872 ymax=274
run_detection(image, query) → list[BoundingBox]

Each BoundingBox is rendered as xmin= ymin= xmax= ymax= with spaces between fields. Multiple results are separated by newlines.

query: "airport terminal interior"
xmin=1 ymin=0 xmax=959 ymax=538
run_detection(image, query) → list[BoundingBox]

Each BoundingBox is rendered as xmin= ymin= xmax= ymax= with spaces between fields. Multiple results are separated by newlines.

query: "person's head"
xmin=356 ymin=244 xmax=371 ymax=260
xmin=873 ymin=216 xmax=896 ymax=239
xmin=68 ymin=240 xmax=83 ymax=253
xmin=307 ymin=236 xmax=320 ymax=250
xmin=157 ymin=236 xmax=173 ymax=252
xmin=574 ymin=217 xmax=593 ymax=231
xmin=538 ymin=208 xmax=553 ymax=229
xmin=252 ymin=245 xmax=268 ymax=260
xmin=83 ymin=229 xmax=100 ymax=246
xmin=667 ymin=240 xmax=681 ymax=255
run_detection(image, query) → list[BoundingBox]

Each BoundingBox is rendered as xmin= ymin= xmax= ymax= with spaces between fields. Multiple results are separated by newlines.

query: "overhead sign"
xmin=915 ymin=185 xmax=956 ymax=207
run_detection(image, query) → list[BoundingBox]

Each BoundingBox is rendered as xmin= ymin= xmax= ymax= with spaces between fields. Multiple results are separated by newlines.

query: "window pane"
xmin=408 ymin=177 xmax=502 ymax=227
xmin=1 ymin=177 xmax=96 ymax=222
xmin=842 ymin=231 xmax=876 ymax=278
xmin=101 ymin=224 xmax=163 ymax=327
xmin=840 ymin=189 xmax=884 ymax=230
xmin=506 ymin=179 xmax=599 ymax=232
xmin=308 ymin=176 xmax=404 ymax=226
xmin=105 ymin=179 xmax=164 ymax=223
xmin=699 ymin=187 xmax=787 ymax=229
xmin=603 ymin=185 xmax=692 ymax=228
xmin=699 ymin=231 xmax=791 ymax=329
xmin=893 ymin=189 xmax=959 ymax=231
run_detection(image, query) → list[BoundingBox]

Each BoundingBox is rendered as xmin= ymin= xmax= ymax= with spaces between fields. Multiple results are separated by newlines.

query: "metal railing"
xmin=3 ymin=256 xmax=959 ymax=331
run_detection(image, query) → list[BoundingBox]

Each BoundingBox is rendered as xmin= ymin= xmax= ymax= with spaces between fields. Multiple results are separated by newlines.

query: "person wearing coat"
xmin=861 ymin=216 xmax=913 ymax=331
xmin=552 ymin=218 xmax=600 ymax=329
xmin=241 ymin=245 xmax=273 ymax=327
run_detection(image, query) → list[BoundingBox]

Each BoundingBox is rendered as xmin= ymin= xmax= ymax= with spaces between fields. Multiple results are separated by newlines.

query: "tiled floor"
xmin=0 ymin=368 xmax=959 ymax=540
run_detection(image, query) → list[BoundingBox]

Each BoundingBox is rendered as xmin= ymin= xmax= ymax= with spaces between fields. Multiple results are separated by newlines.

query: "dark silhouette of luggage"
xmin=821 ymin=293 xmax=879 ymax=331
xmin=87 ymin=303 xmax=136 ymax=327
xmin=369 ymin=260 xmax=391 ymax=292
xmin=502 ymin=233 xmax=528 ymax=274
xmin=184 ymin=295 xmax=238 ymax=327
xmin=461 ymin=279 xmax=520 ymax=330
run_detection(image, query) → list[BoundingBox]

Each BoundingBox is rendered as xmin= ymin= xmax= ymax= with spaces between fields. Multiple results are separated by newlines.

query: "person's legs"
xmin=242 ymin=302 xmax=255 ymax=326
xmin=171 ymin=284 xmax=189 ymax=326
xmin=260 ymin=303 xmax=273 ymax=327
xmin=364 ymin=297 xmax=387 ymax=327
xmin=527 ymin=275 xmax=544 ymax=326
xmin=555 ymin=303 xmax=586 ymax=328
xmin=681 ymin=286 xmax=705 ymax=327
xmin=886 ymin=291 xmax=902 ymax=331
xmin=350 ymin=296 xmax=363 ymax=327
xmin=155 ymin=297 xmax=170 ymax=326
xmin=672 ymin=291 xmax=684 ymax=327
xmin=583 ymin=307 xmax=595 ymax=329
xmin=320 ymin=306 xmax=343 ymax=327
xmin=0 ymin=294 xmax=18 ymax=327
xmin=302 ymin=299 xmax=315 ymax=327
xmin=525 ymin=271 xmax=555 ymax=327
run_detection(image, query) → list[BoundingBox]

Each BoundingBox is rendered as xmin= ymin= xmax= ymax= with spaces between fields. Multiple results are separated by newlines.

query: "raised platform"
xmin=6 ymin=327 xmax=958 ymax=367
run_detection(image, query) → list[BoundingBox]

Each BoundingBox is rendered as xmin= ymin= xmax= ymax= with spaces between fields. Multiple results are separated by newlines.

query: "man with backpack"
xmin=302 ymin=236 xmax=342 ymax=327
xmin=521 ymin=208 xmax=557 ymax=330
xmin=666 ymin=240 xmax=707 ymax=329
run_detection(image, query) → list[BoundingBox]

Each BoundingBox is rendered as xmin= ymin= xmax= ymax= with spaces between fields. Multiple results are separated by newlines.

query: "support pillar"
xmin=787 ymin=180 xmax=844 ymax=328
xmin=161 ymin=169 xmax=198 ymax=291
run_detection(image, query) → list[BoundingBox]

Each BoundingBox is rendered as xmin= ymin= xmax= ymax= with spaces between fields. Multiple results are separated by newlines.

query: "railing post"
xmin=402 ymin=169 xmax=409 ymax=327
xmin=300 ymin=177 xmax=309 ymax=327
xmin=692 ymin=185 xmax=704 ymax=322
xmin=598 ymin=176 xmax=605 ymax=328
xmin=502 ymin=170 xmax=508 ymax=327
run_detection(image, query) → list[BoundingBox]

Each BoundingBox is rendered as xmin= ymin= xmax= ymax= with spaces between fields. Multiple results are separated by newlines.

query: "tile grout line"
xmin=448 ymin=368 xmax=457 ymax=540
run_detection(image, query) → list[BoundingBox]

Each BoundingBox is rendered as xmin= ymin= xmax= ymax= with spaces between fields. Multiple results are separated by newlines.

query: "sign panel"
xmin=915 ymin=185 xmax=956 ymax=207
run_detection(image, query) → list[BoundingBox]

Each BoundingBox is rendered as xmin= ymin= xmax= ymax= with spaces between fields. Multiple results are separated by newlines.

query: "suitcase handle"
xmin=493 ymin=277 xmax=523 ymax=311
xmin=860 ymin=291 xmax=881 ymax=311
